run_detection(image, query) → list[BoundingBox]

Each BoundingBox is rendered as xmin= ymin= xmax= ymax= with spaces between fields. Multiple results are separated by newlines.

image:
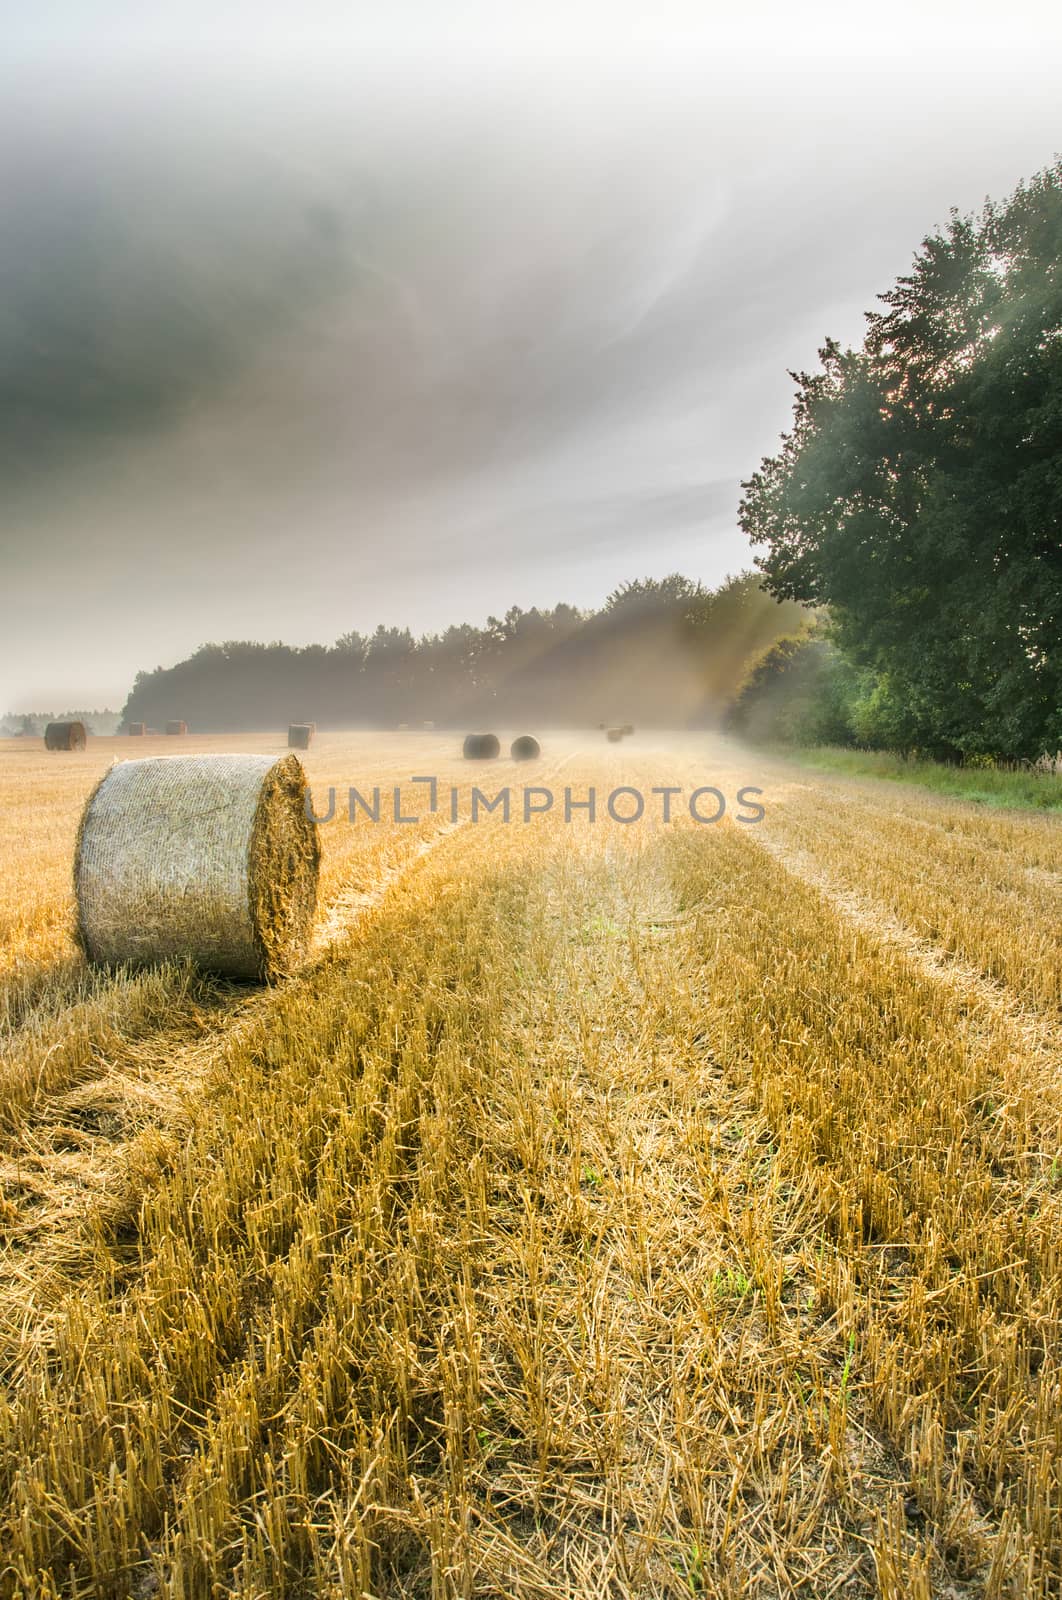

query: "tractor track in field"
xmin=0 ymin=814 xmax=475 ymax=1342
xmin=307 ymin=743 xmax=583 ymax=956
xmin=311 ymin=818 xmax=466 ymax=953
xmin=0 ymin=740 xmax=585 ymax=1350
xmin=752 ymin=830 xmax=1062 ymax=1114
xmin=0 ymin=743 xmax=582 ymax=1201
xmin=422 ymin=828 xmax=920 ymax=1596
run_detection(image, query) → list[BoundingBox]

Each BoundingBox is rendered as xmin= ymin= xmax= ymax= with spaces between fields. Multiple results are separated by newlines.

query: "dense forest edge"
xmin=112 ymin=573 xmax=809 ymax=734
xmin=736 ymin=159 xmax=1061 ymax=766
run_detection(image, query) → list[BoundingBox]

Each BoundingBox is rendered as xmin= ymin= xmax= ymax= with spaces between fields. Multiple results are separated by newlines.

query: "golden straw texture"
xmin=74 ymin=754 xmax=319 ymax=981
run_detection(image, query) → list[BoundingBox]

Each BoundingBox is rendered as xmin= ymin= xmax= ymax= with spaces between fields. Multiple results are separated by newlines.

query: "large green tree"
xmin=740 ymin=162 xmax=1062 ymax=760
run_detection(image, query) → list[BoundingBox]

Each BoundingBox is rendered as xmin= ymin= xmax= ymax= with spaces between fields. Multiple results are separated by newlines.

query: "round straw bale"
xmin=166 ymin=720 xmax=188 ymax=736
xmin=128 ymin=722 xmax=146 ymax=737
xmin=606 ymin=727 xmax=624 ymax=743
xmin=75 ymin=753 xmax=320 ymax=982
xmin=463 ymin=733 xmax=500 ymax=759
xmin=510 ymin=735 xmax=540 ymax=761
xmin=288 ymin=723 xmax=314 ymax=749
xmin=44 ymin=721 xmax=87 ymax=751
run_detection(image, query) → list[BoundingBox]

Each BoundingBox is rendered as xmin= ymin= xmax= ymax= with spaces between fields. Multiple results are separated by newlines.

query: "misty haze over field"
xmin=2 ymin=2 xmax=1061 ymax=705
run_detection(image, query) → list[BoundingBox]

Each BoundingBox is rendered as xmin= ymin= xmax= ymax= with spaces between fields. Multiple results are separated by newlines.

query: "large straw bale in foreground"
xmin=75 ymin=754 xmax=320 ymax=981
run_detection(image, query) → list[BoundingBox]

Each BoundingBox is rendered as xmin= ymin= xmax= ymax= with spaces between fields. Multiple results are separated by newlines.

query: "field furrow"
xmin=761 ymin=784 xmax=1062 ymax=1015
xmin=0 ymin=735 xmax=583 ymax=1332
xmin=667 ymin=821 xmax=1062 ymax=1594
xmin=753 ymin=830 xmax=1062 ymax=1118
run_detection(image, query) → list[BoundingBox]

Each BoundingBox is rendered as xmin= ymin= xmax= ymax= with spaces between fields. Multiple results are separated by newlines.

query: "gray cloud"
xmin=2 ymin=8 xmax=1061 ymax=705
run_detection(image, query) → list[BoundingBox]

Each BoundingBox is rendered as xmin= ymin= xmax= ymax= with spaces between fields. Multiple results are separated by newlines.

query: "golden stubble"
xmin=0 ymin=729 xmax=1058 ymax=1597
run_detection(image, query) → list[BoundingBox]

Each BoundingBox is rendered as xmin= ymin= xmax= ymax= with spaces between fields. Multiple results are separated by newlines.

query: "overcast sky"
xmin=2 ymin=2 xmax=1060 ymax=707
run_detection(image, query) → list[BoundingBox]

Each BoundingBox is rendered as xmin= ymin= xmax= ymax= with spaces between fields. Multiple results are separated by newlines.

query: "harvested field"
xmin=0 ymin=729 xmax=1059 ymax=1598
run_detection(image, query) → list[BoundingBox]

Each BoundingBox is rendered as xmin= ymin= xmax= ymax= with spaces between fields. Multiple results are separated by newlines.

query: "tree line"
xmin=1 ymin=710 xmax=121 ymax=738
xmin=119 ymin=573 xmax=807 ymax=733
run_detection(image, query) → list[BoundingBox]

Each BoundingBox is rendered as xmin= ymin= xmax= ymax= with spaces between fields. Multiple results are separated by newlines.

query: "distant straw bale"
xmin=422 ymin=720 xmax=435 ymax=730
xmin=288 ymin=723 xmax=314 ymax=750
xmin=128 ymin=722 xmax=145 ymax=737
xmin=75 ymin=753 xmax=320 ymax=982
xmin=510 ymin=735 xmax=540 ymax=761
xmin=44 ymin=721 xmax=87 ymax=751
xmin=622 ymin=724 xmax=635 ymax=736
xmin=463 ymin=733 xmax=501 ymax=759
xmin=166 ymin=720 xmax=188 ymax=736
xmin=606 ymin=727 xmax=624 ymax=743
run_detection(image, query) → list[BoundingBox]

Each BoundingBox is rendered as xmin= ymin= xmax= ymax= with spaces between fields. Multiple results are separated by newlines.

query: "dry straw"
xmin=463 ymin=732 xmax=500 ymax=759
xmin=510 ymin=735 xmax=540 ymax=761
xmin=44 ymin=721 xmax=87 ymax=751
xmin=74 ymin=753 xmax=320 ymax=982
xmin=287 ymin=723 xmax=314 ymax=750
